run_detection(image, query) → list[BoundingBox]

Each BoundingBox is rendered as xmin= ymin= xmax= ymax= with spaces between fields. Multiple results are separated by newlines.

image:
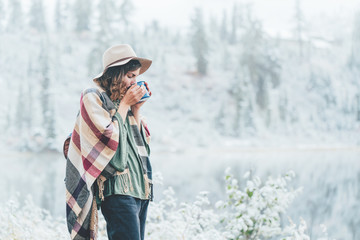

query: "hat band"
xmin=105 ymin=56 xmax=134 ymax=69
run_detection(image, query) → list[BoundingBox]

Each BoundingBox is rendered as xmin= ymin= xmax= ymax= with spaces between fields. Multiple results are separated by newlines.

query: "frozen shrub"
xmin=216 ymin=169 xmax=306 ymax=239
xmin=146 ymin=188 xmax=224 ymax=240
xmin=0 ymin=194 xmax=68 ymax=240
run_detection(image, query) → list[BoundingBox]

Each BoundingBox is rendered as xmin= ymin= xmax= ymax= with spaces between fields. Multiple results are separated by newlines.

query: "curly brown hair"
xmin=94 ymin=60 xmax=142 ymax=101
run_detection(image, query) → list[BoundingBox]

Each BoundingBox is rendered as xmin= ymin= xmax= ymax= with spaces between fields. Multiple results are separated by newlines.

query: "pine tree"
xmin=241 ymin=19 xmax=264 ymax=109
xmin=87 ymin=0 xmax=116 ymax=77
xmin=15 ymin=84 xmax=26 ymax=133
xmin=15 ymin=69 xmax=34 ymax=150
xmin=209 ymin=15 xmax=219 ymax=39
xmin=98 ymin=0 xmax=115 ymax=39
xmin=0 ymin=0 xmax=4 ymax=32
xmin=229 ymin=4 xmax=238 ymax=44
xmin=220 ymin=10 xmax=228 ymax=41
xmin=191 ymin=8 xmax=209 ymax=75
xmin=74 ymin=0 xmax=91 ymax=32
xmin=239 ymin=10 xmax=280 ymax=132
xmin=119 ymin=0 xmax=134 ymax=27
xmin=62 ymin=0 xmax=72 ymax=33
xmin=349 ymin=12 xmax=360 ymax=70
xmin=54 ymin=0 xmax=64 ymax=32
xmin=39 ymin=44 xmax=56 ymax=150
xmin=221 ymin=46 xmax=229 ymax=71
xmin=29 ymin=0 xmax=47 ymax=32
xmin=230 ymin=69 xmax=254 ymax=136
xmin=294 ymin=0 xmax=305 ymax=59
xmin=348 ymin=12 xmax=360 ymax=124
xmin=7 ymin=0 xmax=23 ymax=33
xmin=26 ymin=59 xmax=34 ymax=132
xmin=214 ymin=103 xmax=226 ymax=135
xmin=46 ymin=103 xmax=57 ymax=149
xmin=231 ymin=72 xmax=243 ymax=135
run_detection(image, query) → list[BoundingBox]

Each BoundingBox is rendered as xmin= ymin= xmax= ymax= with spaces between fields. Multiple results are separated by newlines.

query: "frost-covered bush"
xmin=145 ymin=170 xmax=331 ymax=240
xmin=146 ymin=188 xmax=224 ymax=240
xmin=0 ymin=195 xmax=68 ymax=240
xmin=282 ymin=218 xmax=310 ymax=240
xmin=216 ymin=169 xmax=305 ymax=239
xmin=0 ymin=194 xmax=109 ymax=240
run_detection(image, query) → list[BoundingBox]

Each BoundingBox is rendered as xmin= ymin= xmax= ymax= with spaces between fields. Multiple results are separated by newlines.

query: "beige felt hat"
xmin=93 ymin=44 xmax=152 ymax=80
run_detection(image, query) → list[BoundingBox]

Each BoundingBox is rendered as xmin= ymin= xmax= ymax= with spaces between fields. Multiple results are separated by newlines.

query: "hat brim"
xmin=93 ymin=57 xmax=152 ymax=81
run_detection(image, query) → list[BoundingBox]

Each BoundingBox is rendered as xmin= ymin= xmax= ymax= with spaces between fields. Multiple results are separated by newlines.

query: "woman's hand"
xmin=131 ymin=82 xmax=152 ymax=111
xmin=131 ymin=82 xmax=151 ymax=129
xmin=117 ymin=84 xmax=146 ymax=123
xmin=121 ymin=84 xmax=147 ymax=107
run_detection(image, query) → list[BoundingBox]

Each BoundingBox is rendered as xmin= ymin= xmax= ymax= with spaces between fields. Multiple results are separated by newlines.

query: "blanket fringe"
xmin=89 ymin=196 xmax=98 ymax=240
xmin=143 ymin=174 xmax=152 ymax=199
xmin=97 ymin=169 xmax=133 ymax=201
xmin=96 ymin=175 xmax=107 ymax=201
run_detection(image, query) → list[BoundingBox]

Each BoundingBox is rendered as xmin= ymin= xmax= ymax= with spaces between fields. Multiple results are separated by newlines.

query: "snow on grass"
xmin=0 ymin=170 xmax=332 ymax=240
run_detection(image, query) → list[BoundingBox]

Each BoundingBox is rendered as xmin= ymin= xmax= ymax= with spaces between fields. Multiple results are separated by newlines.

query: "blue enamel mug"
xmin=137 ymin=81 xmax=150 ymax=102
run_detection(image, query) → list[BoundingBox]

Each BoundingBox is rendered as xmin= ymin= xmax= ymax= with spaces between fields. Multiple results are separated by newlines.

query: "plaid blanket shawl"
xmin=65 ymin=86 xmax=120 ymax=240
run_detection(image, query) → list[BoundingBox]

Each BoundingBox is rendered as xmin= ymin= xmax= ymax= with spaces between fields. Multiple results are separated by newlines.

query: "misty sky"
xmin=24 ymin=0 xmax=360 ymax=36
xmin=133 ymin=0 xmax=360 ymax=34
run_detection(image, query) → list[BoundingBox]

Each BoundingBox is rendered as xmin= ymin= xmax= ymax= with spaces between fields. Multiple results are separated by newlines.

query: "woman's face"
xmin=122 ymin=68 xmax=141 ymax=88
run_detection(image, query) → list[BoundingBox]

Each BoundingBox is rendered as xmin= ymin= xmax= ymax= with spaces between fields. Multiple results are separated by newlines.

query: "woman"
xmin=65 ymin=44 xmax=153 ymax=240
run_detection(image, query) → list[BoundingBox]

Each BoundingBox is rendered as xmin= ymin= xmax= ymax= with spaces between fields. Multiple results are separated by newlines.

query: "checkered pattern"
xmin=65 ymin=86 xmax=119 ymax=240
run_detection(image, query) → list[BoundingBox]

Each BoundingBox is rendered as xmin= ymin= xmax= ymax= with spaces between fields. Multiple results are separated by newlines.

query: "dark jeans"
xmin=101 ymin=195 xmax=149 ymax=240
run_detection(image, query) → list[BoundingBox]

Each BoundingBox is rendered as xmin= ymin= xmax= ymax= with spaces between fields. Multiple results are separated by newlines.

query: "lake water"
xmin=1 ymin=146 xmax=359 ymax=240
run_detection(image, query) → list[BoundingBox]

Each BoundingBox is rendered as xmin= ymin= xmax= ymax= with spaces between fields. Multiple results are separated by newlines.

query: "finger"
xmin=134 ymin=85 xmax=144 ymax=94
xmin=128 ymin=84 xmax=137 ymax=91
xmin=135 ymin=85 xmax=145 ymax=93
xmin=129 ymin=85 xmax=141 ymax=95
xmin=134 ymin=87 xmax=145 ymax=98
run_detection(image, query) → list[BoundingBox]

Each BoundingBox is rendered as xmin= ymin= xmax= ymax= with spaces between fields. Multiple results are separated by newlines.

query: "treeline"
xmin=1 ymin=0 xmax=360 ymax=151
